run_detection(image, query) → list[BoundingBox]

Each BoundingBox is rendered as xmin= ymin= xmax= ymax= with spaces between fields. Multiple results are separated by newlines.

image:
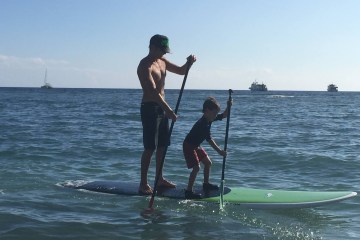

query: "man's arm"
xmin=163 ymin=55 xmax=196 ymax=75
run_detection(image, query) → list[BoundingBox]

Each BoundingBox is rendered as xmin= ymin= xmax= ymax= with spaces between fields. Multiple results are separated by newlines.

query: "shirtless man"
xmin=137 ymin=34 xmax=196 ymax=194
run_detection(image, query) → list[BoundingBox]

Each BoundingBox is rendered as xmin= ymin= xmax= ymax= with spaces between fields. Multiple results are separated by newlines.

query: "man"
xmin=137 ymin=34 xmax=196 ymax=195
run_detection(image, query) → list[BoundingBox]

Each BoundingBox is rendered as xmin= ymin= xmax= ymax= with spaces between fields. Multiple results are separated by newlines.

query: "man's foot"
xmin=138 ymin=184 xmax=153 ymax=195
xmin=185 ymin=190 xmax=202 ymax=199
xmin=157 ymin=178 xmax=176 ymax=188
xmin=203 ymin=182 xmax=219 ymax=191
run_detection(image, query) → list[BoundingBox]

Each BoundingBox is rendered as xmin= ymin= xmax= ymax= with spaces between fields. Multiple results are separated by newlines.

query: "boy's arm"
xmin=208 ymin=138 xmax=226 ymax=157
xmin=215 ymin=99 xmax=233 ymax=121
xmin=221 ymin=99 xmax=233 ymax=118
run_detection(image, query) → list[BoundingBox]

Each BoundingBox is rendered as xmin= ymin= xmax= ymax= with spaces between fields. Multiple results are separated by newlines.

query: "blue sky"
xmin=1 ymin=0 xmax=359 ymax=91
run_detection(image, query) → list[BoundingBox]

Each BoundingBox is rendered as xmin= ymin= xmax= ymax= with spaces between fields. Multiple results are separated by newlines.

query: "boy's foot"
xmin=138 ymin=184 xmax=153 ymax=195
xmin=158 ymin=178 xmax=176 ymax=188
xmin=185 ymin=190 xmax=202 ymax=199
xmin=203 ymin=182 xmax=219 ymax=191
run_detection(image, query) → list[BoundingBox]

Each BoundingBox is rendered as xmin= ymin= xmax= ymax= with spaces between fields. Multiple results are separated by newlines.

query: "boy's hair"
xmin=203 ymin=97 xmax=220 ymax=113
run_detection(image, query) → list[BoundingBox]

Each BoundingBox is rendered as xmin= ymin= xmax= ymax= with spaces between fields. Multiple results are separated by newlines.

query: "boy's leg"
xmin=201 ymin=156 xmax=212 ymax=184
xmin=187 ymin=164 xmax=200 ymax=191
xmin=201 ymin=156 xmax=219 ymax=190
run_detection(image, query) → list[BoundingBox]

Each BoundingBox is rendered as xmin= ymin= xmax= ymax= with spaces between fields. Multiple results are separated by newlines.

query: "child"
xmin=183 ymin=96 xmax=231 ymax=199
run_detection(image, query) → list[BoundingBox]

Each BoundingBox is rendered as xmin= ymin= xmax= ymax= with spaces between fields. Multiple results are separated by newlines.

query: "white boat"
xmin=327 ymin=84 xmax=338 ymax=92
xmin=249 ymin=80 xmax=268 ymax=91
xmin=41 ymin=69 xmax=52 ymax=89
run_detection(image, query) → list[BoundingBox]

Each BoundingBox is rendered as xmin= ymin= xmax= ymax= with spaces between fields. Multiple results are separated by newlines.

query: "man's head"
xmin=149 ymin=34 xmax=171 ymax=54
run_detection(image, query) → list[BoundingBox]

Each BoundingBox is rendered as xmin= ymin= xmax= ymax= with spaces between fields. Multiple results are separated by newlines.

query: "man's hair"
xmin=203 ymin=97 xmax=220 ymax=113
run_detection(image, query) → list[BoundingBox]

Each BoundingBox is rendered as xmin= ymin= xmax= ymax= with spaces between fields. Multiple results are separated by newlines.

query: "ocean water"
xmin=0 ymin=87 xmax=359 ymax=240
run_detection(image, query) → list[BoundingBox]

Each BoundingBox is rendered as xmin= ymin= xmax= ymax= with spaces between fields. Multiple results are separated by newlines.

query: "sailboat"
xmin=41 ymin=69 xmax=53 ymax=89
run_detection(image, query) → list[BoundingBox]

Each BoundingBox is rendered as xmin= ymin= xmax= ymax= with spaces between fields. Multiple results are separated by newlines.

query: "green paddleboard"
xmin=62 ymin=180 xmax=357 ymax=209
xmin=203 ymin=187 xmax=357 ymax=208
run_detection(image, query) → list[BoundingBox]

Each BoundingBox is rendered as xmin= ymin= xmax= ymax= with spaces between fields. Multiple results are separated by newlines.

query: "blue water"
xmin=0 ymin=88 xmax=359 ymax=240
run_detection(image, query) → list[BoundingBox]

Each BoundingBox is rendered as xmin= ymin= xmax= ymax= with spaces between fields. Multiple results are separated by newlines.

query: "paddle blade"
xmin=142 ymin=207 xmax=155 ymax=216
xmin=141 ymin=196 xmax=155 ymax=216
xmin=220 ymin=180 xmax=225 ymax=210
xmin=148 ymin=196 xmax=155 ymax=209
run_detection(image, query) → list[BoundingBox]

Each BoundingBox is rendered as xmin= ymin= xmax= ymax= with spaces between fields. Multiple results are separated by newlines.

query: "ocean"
xmin=0 ymin=87 xmax=359 ymax=240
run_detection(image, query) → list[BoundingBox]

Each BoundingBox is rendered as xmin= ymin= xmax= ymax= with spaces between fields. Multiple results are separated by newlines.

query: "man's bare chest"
xmin=151 ymin=63 xmax=166 ymax=83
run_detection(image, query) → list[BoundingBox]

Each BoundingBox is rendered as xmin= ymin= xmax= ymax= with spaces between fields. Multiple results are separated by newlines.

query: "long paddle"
xmin=220 ymin=89 xmax=233 ymax=209
xmin=146 ymin=56 xmax=193 ymax=211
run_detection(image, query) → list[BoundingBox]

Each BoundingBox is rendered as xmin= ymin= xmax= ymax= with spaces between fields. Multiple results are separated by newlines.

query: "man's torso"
xmin=138 ymin=57 xmax=166 ymax=102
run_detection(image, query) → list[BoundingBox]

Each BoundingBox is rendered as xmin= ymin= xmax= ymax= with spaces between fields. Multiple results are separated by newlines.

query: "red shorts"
xmin=183 ymin=141 xmax=208 ymax=169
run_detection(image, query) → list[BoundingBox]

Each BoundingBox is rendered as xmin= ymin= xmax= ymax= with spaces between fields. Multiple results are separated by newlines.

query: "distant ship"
xmin=41 ymin=69 xmax=53 ymax=89
xmin=249 ymin=80 xmax=268 ymax=92
xmin=327 ymin=84 xmax=338 ymax=92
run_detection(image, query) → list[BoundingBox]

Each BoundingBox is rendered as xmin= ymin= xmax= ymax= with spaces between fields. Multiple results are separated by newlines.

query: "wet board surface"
xmin=62 ymin=180 xmax=357 ymax=209
xmin=63 ymin=180 xmax=230 ymax=199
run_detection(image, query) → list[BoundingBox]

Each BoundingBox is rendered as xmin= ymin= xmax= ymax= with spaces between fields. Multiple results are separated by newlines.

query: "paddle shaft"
xmin=148 ymin=57 xmax=192 ymax=209
xmin=221 ymin=89 xmax=233 ymax=180
xmin=220 ymin=89 xmax=233 ymax=208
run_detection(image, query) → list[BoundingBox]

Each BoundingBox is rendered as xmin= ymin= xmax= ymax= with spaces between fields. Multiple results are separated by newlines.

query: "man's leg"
xmin=156 ymin=147 xmax=176 ymax=188
xmin=139 ymin=149 xmax=154 ymax=194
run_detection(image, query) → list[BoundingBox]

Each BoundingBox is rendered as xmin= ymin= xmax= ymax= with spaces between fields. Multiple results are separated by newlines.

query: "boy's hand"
xmin=222 ymin=99 xmax=233 ymax=118
xmin=218 ymin=150 xmax=227 ymax=157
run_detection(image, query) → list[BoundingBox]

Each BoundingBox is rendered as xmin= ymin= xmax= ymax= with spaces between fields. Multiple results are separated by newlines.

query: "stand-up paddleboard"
xmin=62 ymin=180 xmax=357 ymax=209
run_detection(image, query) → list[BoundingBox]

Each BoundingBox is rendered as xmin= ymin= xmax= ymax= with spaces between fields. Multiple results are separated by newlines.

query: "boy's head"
xmin=203 ymin=97 xmax=220 ymax=113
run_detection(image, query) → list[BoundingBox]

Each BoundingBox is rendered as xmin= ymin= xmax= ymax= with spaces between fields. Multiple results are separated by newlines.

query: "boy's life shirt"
xmin=184 ymin=113 xmax=224 ymax=147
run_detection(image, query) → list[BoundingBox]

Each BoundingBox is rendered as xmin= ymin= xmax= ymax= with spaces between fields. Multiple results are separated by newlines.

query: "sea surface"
xmin=0 ymin=87 xmax=359 ymax=240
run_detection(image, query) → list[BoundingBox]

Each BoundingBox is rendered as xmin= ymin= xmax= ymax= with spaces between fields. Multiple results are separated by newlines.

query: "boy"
xmin=183 ymin=97 xmax=231 ymax=199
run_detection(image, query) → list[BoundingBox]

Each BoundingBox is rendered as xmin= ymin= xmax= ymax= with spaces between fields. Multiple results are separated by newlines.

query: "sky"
xmin=1 ymin=0 xmax=360 ymax=91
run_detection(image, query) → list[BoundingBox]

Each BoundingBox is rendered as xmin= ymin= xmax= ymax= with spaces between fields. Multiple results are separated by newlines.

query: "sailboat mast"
xmin=44 ymin=68 xmax=48 ymax=84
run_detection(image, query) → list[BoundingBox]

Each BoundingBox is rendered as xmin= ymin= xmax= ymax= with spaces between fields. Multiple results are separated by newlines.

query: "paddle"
xmin=220 ymin=89 xmax=233 ymax=209
xmin=145 ymin=56 xmax=193 ymax=212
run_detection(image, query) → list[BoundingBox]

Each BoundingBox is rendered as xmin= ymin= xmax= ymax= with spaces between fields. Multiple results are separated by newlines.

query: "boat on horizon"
xmin=41 ymin=69 xmax=53 ymax=89
xmin=249 ymin=80 xmax=268 ymax=92
xmin=327 ymin=84 xmax=338 ymax=92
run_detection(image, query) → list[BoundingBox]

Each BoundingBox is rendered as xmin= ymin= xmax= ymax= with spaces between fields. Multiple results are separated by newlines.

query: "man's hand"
xmin=187 ymin=54 xmax=197 ymax=65
xmin=165 ymin=109 xmax=177 ymax=122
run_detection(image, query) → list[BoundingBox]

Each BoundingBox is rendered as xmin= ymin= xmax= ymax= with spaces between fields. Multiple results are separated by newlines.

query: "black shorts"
xmin=140 ymin=102 xmax=169 ymax=150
